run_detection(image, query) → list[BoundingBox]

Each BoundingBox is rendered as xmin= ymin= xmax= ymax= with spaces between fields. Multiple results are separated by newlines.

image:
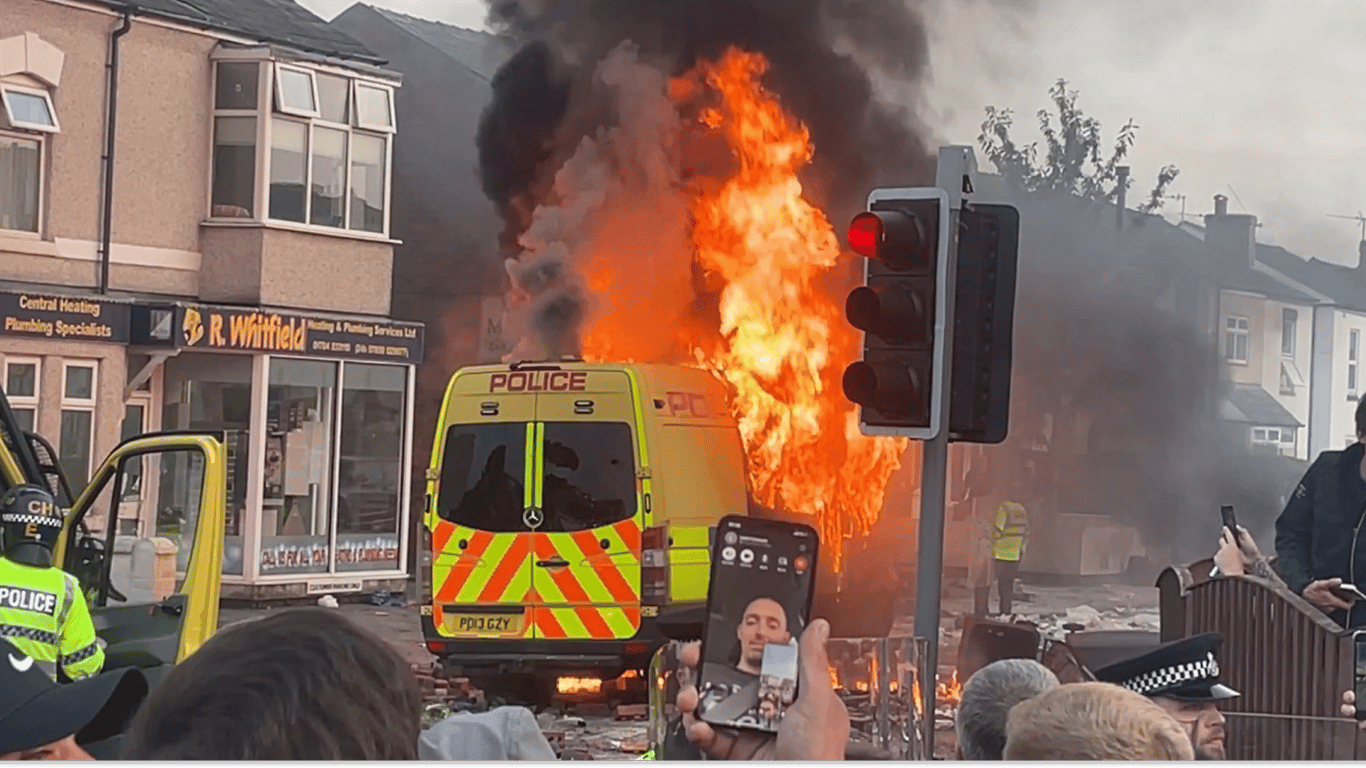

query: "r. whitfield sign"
xmin=0 ymin=291 xmax=130 ymax=343
xmin=178 ymin=304 xmax=423 ymax=363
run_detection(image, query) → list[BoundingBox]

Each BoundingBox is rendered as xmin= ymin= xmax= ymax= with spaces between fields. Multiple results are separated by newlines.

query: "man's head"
xmin=1004 ymin=682 xmax=1195 ymax=760
xmin=0 ymin=640 xmax=148 ymax=760
xmin=955 ymin=659 xmax=1060 ymax=760
xmin=124 ymin=608 xmax=420 ymax=760
xmin=735 ymin=597 xmax=790 ymax=674
xmin=0 ymin=485 xmax=62 ymax=566
xmin=1092 ymin=633 xmax=1237 ymax=760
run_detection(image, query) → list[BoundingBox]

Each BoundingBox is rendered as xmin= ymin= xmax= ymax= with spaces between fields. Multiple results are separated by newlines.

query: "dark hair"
xmin=1356 ymin=397 xmax=1366 ymax=439
xmin=123 ymin=608 xmax=420 ymax=760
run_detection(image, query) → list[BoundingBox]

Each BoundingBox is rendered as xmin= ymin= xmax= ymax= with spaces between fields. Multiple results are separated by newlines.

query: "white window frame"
xmin=3 ymin=356 xmax=41 ymax=430
xmin=207 ymin=54 xmax=395 ymax=239
xmin=1281 ymin=308 xmax=1297 ymax=358
xmin=1349 ymin=329 xmax=1359 ymax=397
xmin=59 ymin=360 xmax=98 ymax=487
xmin=0 ymin=83 xmax=60 ymax=134
xmin=0 ymin=128 xmax=45 ymax=235
xmin=273 ymin=64 xmax=320 ymax=119
xmin=352 ymin=81 xmax=396 ymax=134
xmin=1224 ymin=316 xmax=1250 ymax=364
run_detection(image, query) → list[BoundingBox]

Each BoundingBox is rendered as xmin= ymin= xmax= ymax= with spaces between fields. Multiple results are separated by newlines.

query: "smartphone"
xmin=695 ymin=514 xmax=819 ymax=734
xmin=1219 ymin=504 xmax=1240 ymax=544
xmin=1334 ymin=583 xmax=1366 ymax=602
xmin=1355 ymin=630 xmax=1366 ymax=720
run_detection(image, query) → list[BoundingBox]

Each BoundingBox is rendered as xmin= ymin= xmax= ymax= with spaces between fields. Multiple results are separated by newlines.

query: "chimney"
xmin=1115 ymin=166 xmax=1129 ymax=230
xmin=1203 ymin=194 xmax=1257 ymax=267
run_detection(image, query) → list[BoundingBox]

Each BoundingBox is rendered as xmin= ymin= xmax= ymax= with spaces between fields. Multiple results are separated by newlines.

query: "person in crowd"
xmin=1092 ymin=633 xmax=1235 ymax=760
xmin=1003 ymin=681 xmax=1195 ymax=760
xmin=1275 ymin=396 xmax=1366 ymax=627
xmin=0 ymin=484 xmax=103 ymax=681
xmin=955 ymin=659 xmax=1060 ymax=760
xmin=991 ymin=491 xmax=1029 ymax=615
xmin=123 ymin=608 xmax=421 ymax=760
xmin=675 ymin=618 xmax=850 ymax=761
xmin=0 ymin=639 xmax=147 ymax=760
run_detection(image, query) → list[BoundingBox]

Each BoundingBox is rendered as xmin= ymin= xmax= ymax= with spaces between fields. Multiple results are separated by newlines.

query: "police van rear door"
xmin=428 ymin=369 xmax=537 ymax=642
xmin=531 ymin=366 xmax=645 ymax=641
xmin=53 ymin=433 xmax=227 ymax=681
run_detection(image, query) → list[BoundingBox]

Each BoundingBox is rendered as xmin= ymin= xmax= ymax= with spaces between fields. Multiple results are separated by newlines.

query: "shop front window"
xmin=262 ymin=358 xmax=336 ymax=576
xmin=162 ymin=354 xmax=252 ymax=575
xmin=336 ymin=363 xmax=406 ymax=572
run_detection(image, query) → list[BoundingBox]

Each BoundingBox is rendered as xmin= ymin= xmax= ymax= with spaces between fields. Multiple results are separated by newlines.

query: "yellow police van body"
xmin=421 ymin=361 xmax=749 ymax=700
xmin=0 ymin=385 xmax=227 ymax=688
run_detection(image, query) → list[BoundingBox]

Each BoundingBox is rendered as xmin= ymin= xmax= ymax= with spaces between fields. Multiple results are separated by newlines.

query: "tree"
xmin=977 ymin=78 xmax=1179 ymax=214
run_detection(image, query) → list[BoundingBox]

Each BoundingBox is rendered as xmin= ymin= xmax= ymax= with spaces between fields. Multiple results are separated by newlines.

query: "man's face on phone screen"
xmin=736 ymin=597 xmax=790 ymax=674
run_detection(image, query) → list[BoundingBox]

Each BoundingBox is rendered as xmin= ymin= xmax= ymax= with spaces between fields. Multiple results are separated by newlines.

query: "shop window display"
xmin=261 ymin=358 xmax=336 ymax=575
xmin=336 ymin=363 xmax=406 ymax=572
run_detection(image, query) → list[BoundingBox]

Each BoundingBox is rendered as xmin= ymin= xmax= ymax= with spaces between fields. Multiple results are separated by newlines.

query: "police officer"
xmin=0 ymin=484 xmax=103 ymax=681
xmin=1093 ymin=633 xmax=1239 ymax=761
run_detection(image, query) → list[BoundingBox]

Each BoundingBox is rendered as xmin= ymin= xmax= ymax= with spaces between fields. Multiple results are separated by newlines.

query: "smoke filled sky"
xmin=302 ymin=0 xmax=1366 ymax=266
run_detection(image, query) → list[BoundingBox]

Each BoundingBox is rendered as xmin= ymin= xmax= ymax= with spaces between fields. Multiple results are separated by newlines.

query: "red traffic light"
xmin=848 ymin=213 xmax=883 ymax=258
xmin=845 ymin=210 xmax=931 ymax=272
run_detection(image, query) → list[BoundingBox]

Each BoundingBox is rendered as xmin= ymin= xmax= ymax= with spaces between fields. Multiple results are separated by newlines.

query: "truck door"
xmin=429 ymin=385 xmax=536 ymax=641
xmin=53 ymin=433 xmax=226 ymax=683
xmin=531 ymin=370 xmax=644 ymax=640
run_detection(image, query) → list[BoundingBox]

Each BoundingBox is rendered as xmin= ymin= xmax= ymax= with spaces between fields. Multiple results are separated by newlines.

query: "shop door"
xmin=531 ymin=375 xmax=644 ymax=641
xmin=429 ymin=391 xmax=536 ymax=641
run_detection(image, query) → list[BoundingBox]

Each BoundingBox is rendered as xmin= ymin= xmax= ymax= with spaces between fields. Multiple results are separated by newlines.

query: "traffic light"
xmin=948 ymin=203 xmax=1020 ymax=444
xmin=841 ymin=188 xmax=950 ymax=439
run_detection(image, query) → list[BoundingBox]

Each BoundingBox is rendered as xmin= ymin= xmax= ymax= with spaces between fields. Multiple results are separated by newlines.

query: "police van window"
xmin=541 ymin=422 xmax=635 ymax=532
xmin=438 ymin=423 xmax=526 ymax=533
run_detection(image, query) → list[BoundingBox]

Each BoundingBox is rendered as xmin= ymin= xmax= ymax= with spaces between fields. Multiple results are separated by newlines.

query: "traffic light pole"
xmin=914 ymin=146 xmax=975 ymax=756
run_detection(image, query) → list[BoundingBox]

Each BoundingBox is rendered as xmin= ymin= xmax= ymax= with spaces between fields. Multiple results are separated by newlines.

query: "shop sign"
xmin=166 ymin=304 xmax=423 ymax=363
xmin=305 ymin=579 xmax=364 ymax=595
xmin=478 ymin=296 xmax=510 ymax=363
xmin=0 ymin=290 xmax=130 ymax=343
xmin=335 ymin=533 xmax=401 ymax=573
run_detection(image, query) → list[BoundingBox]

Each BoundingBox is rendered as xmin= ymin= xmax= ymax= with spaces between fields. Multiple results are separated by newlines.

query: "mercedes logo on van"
xmin=523 ymin=507 xmax=544 ymax=529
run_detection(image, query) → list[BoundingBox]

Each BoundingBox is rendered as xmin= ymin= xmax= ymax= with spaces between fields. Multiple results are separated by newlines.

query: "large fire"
xmin=582 ymin=48 xmax=906 ymax=567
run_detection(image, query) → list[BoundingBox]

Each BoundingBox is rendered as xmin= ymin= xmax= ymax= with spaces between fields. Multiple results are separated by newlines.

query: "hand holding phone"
xmin=1219 ymin=505 xmax=1240 ymax=544
xmin=695 ymin=515 xmax=818 ymax=734
xmin=1334 ymin=583 xmax=1366 ymax=603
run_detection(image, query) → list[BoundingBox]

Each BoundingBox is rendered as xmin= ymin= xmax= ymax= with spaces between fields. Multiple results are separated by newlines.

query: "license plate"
xmin=444 ymin=611 xmax=526 ymax=637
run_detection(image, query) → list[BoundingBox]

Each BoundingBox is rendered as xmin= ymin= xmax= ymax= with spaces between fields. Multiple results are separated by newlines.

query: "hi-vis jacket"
xmin=992 ymin=501 xmax=1029 ymax=562
xmin=0 ymin=557 xmax=103 ymax=680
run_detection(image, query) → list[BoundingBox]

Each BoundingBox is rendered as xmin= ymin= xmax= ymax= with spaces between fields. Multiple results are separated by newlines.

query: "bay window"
xmin=208 ymin=55 xmax=395 ymax=236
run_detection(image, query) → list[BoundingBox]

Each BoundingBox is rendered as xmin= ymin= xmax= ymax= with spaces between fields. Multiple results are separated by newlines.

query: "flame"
xmin=557 ymin=676 xmax=603 ymax=695
xmin=581 ymin=47 xmax=906 ymax=568
xmin=937 ymin=670 xmax=963 ymax=705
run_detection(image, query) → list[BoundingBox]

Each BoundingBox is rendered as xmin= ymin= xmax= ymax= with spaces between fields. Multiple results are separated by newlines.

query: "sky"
xmin=299 ymin=0 xmax=1366 ymax=266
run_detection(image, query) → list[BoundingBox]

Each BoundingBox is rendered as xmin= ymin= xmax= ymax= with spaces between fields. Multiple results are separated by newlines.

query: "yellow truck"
xmin=0 ymin=385 xmax=226 ymax=688
xmin=420 ymin=361 xmax=749 ymax=703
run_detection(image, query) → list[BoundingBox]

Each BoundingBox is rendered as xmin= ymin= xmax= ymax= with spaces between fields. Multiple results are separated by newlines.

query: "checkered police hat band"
xmin=1121 ymin=652 xmax=1220 ymax=695
xmin=0 ymin=511 xmax=61 ymax=528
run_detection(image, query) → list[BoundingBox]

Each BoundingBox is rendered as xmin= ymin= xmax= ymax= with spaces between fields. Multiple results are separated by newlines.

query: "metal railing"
xmin=1160 ymin=566 xmax=1364 ymax=760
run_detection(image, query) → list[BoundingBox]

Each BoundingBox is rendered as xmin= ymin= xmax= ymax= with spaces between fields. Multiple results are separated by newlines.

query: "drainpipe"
xmin=98 ymin=7 xmax=134 ymax=295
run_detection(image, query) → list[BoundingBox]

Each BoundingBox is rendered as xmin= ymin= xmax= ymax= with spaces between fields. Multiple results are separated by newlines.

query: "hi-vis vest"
xmin=0 ymin=557 xmax=103 ymax=680
xmin=992 ymin=501 xmax=1029 ymax=562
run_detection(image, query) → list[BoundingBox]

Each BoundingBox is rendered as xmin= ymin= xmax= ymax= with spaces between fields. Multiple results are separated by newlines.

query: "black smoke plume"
xmin=474 ymin=0 xmax=938 ymax=360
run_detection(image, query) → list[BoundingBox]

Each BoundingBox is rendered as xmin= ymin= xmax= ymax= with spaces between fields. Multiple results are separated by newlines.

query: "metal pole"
xmin=914 ymin=146 xmax=973 ymax=759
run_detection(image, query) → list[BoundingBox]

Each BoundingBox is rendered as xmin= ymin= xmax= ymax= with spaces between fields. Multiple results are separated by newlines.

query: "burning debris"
xmin=477 ymin=0 xmax=935 ymax=563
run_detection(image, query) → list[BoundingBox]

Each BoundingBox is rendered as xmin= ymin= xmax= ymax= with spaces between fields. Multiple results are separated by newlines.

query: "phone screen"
xmin=696 ymin=515 xmax=818 ymax=733
xmin=1355 ymin=631 xmax=1366 ymax=719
